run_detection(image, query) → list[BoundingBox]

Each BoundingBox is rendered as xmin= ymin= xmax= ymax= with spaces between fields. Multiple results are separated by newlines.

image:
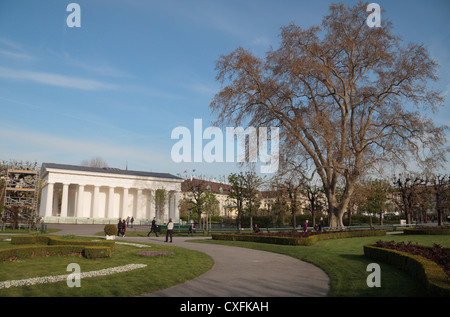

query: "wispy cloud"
xmin=0 ymin=126 xmax=171 ymax=171
xmin=0 ymin=37 xmax=36 ymax=61
xmin=0 ymin=66 xmax=117 ymax=91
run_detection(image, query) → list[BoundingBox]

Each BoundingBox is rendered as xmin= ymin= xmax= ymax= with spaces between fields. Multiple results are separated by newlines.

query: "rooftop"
xmin=41 ymin=162 xmax=182 ymax=180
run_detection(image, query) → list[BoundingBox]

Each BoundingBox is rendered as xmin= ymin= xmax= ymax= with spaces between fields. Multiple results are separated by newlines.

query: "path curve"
xmin=46 ymin=224 xmax=330 ymax=297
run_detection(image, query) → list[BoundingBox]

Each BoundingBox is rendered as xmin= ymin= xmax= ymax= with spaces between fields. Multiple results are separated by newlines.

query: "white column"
xmin=76 ymin=184 xmax=84 ymax=218
xmin=107 ymin=186 xmax=115 ymax=219
xmin=149 ymin=189 xmax=155 ymax=219
xmin=136 ymin=188 xmax=142 ymax=219
xmin=44 ymin=183 xmax=54 ymax=218
xmin=60 ymin=183 xmax=69 ymax=218
xmin=92 ymin=186 xmax=100 ymax=218
xmin=168 ymin=191 xmax=174 ymax=220
xmin=39 ymin=184 xmax=48 ymax=217
xmin=174 ymin=191 xmax=180 ymax=221
xmin=122 ymin=187 xmax=129 ymax=220
xmin=52 ymin=186 xmax=59 ymax=216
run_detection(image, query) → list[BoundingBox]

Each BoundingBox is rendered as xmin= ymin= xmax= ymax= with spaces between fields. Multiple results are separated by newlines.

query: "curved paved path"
xmin=47 ymin=224 xmax=330 ymax=297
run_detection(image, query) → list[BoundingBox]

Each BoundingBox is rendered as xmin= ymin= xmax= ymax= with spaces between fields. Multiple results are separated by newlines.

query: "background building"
xmin=39 ymin=163 xmax=183 ymax=224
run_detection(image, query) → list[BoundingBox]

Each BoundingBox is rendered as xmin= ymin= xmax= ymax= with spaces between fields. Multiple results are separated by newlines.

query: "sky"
xmin=0 ymin=0 xmax=449 ymax=180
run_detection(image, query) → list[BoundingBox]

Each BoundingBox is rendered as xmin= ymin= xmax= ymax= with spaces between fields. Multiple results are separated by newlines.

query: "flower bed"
xmin=373 ymin=240 xmax=449 ymax=278
xmin=212 ymin=229 xmax=386 ymax=246
xmin=2 ymin=235 xmax=115 ymax=260
xmin=364 ymin=242 xmax=450 ymax=297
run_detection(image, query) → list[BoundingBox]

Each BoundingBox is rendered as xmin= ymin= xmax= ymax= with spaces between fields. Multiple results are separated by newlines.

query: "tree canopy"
xmin=210 ymin=2 xmax=448 ymax=227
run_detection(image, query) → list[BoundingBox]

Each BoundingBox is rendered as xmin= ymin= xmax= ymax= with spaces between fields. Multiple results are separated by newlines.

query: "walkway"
xmin=46 ymin=224 xmax=330 ymax=297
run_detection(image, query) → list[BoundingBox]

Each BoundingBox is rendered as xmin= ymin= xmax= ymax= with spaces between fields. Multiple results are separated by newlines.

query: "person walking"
xmin=126 ymin=216 xmax=130 ymax=228
xmin=302 ymin=219 xmax=309 ymax=232
xmin=147 ymin=217 xmax=159 ymax=237
xmin=117 ymin=218 xmax=123 ymax=237
xmin=319 ymin=217 xmax=325 ymax=232
xmin=165 ymin=218 xmax=174 ymax=243
xmin=122 ymin=219 xmax=127 ymax=237
xmin=188 ymin=223 xmax=196 ymax=237
xmin=130 ymin=216 xmax=134 ymax=228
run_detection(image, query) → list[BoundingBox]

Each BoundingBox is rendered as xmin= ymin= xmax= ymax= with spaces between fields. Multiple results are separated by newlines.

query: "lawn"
xmin=0 ymin=232 xmax=448 ymax=297
xmin=0 ymin=235 xmax=214 ymax=297
xmin=194 ymin=234 xmax=450 ymax=297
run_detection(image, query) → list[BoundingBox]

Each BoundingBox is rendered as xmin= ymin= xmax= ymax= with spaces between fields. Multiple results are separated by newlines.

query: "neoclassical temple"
xmin=39 ymin=163 xmax=183 ymax=224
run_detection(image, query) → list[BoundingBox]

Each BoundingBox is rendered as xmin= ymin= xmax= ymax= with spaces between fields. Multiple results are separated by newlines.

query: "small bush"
xmin=104 ymin=224 xmax=117 ymax=236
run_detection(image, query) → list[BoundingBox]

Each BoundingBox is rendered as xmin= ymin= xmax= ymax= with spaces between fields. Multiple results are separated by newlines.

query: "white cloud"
xmin=0 ymin=126 xmax=171 ymax=172
xmin=0 ymin=66 xmax=117 ymax=91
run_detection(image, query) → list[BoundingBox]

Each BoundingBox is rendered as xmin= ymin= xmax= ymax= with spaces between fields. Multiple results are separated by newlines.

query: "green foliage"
xmin=104 ymin=224 xmax=117 ymax=236
xmin=212 ymin=229 xmax=386 ymax=246
xmin=6 ymin=235 xmax=115 ymax=260
xmin=403 ymin=227 xmax=450 ymax=235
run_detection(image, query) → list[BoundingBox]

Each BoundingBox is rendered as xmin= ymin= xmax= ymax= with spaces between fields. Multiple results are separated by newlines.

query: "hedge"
xmin=403 ymin=227 xmax=450 ymax=235
xmin=212 ymin=230 xmax=387 ymax=246
xmin=364 ymin=244 xmax=450 ymax=297
xmin=4 ymin=235 xmax=115 ymax=260
xmin=11 ymin=235 xmax=115 ymax=251
xmin=0 ymin=245 xmax=111 ymax=261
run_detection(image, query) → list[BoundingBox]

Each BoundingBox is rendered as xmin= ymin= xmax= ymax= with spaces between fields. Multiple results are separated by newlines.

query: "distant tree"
xmin=428 ymin=174 xmax=450 ymax=226
xmin=183 ymin=178 xmax=217 ymax=228
xmin=359 ymin=179 xmax=390 ymax=225
xmin=243 ymin=170 xmax=264 ymax=229
xmin=227 ymin=172 xmax=247 ymax=229
xmin=271 ymin=172 xmax=304 ymax=229
xmin=154 ymin=188 xmax=168 ymax=223
xmin=392 ymin=174 xmax=424 ymax=224
xmin=80 ymin=157 xmax=108 ymax=168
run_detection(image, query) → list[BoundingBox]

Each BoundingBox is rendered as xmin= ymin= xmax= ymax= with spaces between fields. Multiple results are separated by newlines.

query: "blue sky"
xmin=0 ymin=0 xmax=449 ymax=179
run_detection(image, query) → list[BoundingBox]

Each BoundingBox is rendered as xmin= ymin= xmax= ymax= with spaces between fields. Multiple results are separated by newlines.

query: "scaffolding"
xmin=0 ymin=161 xmax=40 ymax=225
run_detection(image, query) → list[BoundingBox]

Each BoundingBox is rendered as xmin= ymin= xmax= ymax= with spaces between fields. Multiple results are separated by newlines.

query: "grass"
xmin=0 ymin=235 xmax=214 ymax=297
xmin=1 ymin=231 xmax=448 ymax=297
xmin=193 ymin=234 xmax=450 ymax=297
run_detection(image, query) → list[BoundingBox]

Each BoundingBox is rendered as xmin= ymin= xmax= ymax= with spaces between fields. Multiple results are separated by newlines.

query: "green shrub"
xmin=10 ymin=235 xmax=51 ymax=245
xmin=5 ymin=235 xmax=115 ymax=261
xmin=364 ymin=244 xmax=450 ymax=297
xmin=11 ymin=235 xmax=115 ymax=251
xmin=104 ymin=224 xmax=117 ymax=236
xmin=403 ymin=227 xmax=450 ymax=235
xmin=83 ymin=246 xmax=112 ymax=259
xmin=0 ymin=245 xmax=86 ymax=261
xmin=212 ymin=230 xmax=386 ymax=246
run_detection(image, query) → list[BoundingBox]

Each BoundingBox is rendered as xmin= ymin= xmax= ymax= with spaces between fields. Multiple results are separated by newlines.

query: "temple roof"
xmin=41 ymin=162 xmax=182 ymax=180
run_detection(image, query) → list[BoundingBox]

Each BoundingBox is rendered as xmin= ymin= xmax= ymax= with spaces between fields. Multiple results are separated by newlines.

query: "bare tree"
xmin=392 ymin=174 xmax=424 ymax=224
xmin=80 ymin=157 xmax=109 ymax=168
xmin=210 ymin=2 xmax=448 ymax=227
xmin=428 ymin=174 xmax=450 ymax=226
xmin=182 ymin=178 xmax=215 ymax=229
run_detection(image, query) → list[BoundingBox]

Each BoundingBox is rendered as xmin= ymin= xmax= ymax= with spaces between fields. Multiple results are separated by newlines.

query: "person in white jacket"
xmin=165 ymin=218 xmax=174 ymax=243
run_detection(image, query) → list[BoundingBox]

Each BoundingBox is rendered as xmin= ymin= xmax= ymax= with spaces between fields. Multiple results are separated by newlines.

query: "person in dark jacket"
xmin=117 ymin=219 xmax=123 ymax=236
xmin=319 ymin=217 xmax=325 ymax=232
xmin=122 ymin=219 xmax=126 ymax=237
xmin=147 ymin=217 xmax=159 ymax=237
